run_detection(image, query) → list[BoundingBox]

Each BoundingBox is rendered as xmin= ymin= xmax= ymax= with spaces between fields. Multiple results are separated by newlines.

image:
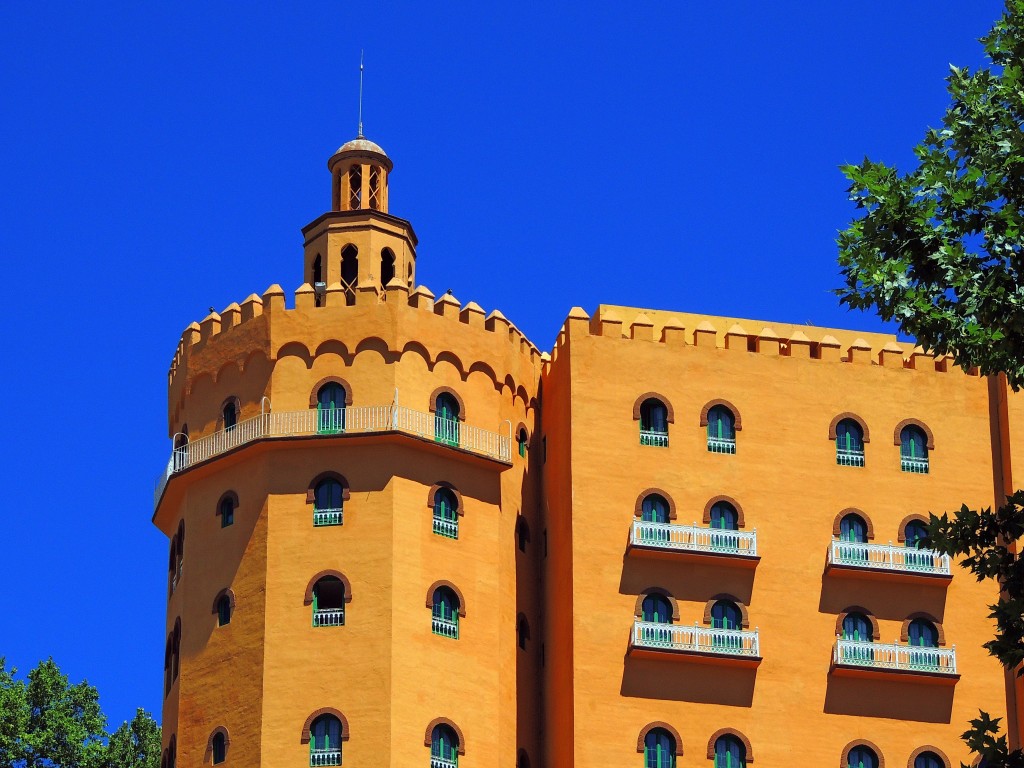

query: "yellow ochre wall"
xmin=541 ymin=304 xmax=1014 ymax=767
xmin=153 ymin=139 xmax=1021 ymax=768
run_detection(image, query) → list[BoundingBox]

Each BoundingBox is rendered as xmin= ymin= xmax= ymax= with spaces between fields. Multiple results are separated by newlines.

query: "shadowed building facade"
xmin=153 ymin=137 xmax=1020 ymax=768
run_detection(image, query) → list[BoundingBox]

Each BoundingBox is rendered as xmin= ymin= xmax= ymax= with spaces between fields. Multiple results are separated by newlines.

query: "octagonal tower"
xmin=154 ymin=137 xmax=544 ymax=768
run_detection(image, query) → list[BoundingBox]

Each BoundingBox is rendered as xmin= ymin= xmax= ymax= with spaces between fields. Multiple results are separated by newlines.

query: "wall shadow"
xmin=620 ymin=554 xmax=755 ymax=606
xmin=621 ymin=655 xmax=756 ymax=707
xmin=823 ymin=673 xmax=954 ymax=723
xmin=818 ymin=573 xmax=947 ymax=624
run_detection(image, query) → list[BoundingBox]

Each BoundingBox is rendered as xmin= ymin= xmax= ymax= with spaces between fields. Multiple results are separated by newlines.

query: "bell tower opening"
xmin=381 ymin=248 xmax=396 ymax=286
xmin=348 ymin=165 xmax=362 ymax=209
xmin=341 ymin=245 xmax=358 ymax=305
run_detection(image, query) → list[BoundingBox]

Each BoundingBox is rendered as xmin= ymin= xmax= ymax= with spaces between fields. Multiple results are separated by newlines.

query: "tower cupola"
xmin=328 ymin=136 xmax=392 ymax=213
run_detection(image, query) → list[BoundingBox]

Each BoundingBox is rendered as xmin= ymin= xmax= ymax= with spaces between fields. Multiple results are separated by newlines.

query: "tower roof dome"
xmin=334 ymin=136 xmax=388 ymax=157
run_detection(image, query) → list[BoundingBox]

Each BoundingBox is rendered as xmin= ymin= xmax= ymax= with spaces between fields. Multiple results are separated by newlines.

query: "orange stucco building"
xmin=153 ymin=136 xmax=1020 ymax=768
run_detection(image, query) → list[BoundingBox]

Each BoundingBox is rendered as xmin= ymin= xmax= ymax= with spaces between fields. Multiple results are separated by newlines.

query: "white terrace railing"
xmin=827 ymin=540 xmax=951 ymax=577
xmin=631 ymin=521 xmax=758 ymax=557
xmin=640 ymin=430 xmax=669 ymax=447
xmin=309 ymin=748 xmax=342 ymax=767
xmin=154 ymin=405 xmax=513 ymax=508
xmin=833 ymin=639 xmax=957 ymax=675
xmin=901 ymin=456 xmax=930 ymax=474
xmin=430 ymin=756 xmax=458 ymax=768
xmin=632 ymin=621 xmax=760 ymax=658
xmin=836 ymin=446 xmax=865 ymax=467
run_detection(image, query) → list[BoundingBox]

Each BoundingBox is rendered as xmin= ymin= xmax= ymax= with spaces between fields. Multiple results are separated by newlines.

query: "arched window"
xmin=171 ymin=622 xmax=181 ymax=682
xmin=312 ymin=577 xmax=346 ymax=627
xmin=914 ymin=751 xmax=944 ymax=768
xmin=516 ymin=518 xmax=529 ymax=552
xmin=211 ymin=732 xmax=226 ymax=765
xmin=168 ymin=738 xmax=176 ymax=768
xmin=709 ymin=501 xmax=740 ymax=552
xmin=847 ymin=745 xmax=879 ymax=768
xmin=434 ymin=394 xmax=460 ymax=447
xmin=316 ymin=383 xmax=347 ymax=434
xmin=164 ymin=636 xmax=173 ymax=695
xmin=216 ymin=595 xmax=232 ymax=627
xmin=310 ymin=714 xmax=343 ymax=766
xmin=714 ymin=735 xmax=746 ymax=768
xmin=710 ymin=600 xmax=741 ymax=630
xmin=836 ymin=419 xmax=865 ymax=467
xmin=641 ymin=494 xmax=670 ymax=524
xmin=517 ymin=749 xmax=531 ymax=768
xmin=641 ymin=594 xmax=672 ymax=624
xmin=348 ymin=166 xmax=362 ymax=209
xmin=839 ymin=612 xmax=875 ymax=665
xmin=381 ymin=248 xmax=396 ymax=286
xmin=707 ymin=405 xmax=736 ymax=454
xmin=432 ymin=587 xmax=460 ymax=639
xmin=908 ymin=617 xmax=940 ymax=669
xmin=639 ymin=398 xmax=669 ymax=447
xmin=431 ymin=723 xmax=459 ymax=767
xmin=314 ymin=478 xmax=344 ymax=527
xmin=433 ymin=488 xmax=459 ymax=539
xmin=643 ymin=727 xmax=676 ymax=768
xmin=340 ymin=244 xmax=358 ymax=305
xmin=904 ymin=519 xmax=929 ymax=568
xmin=842 ymin=612 xmax=872 ymax=641
xmin=517 ymin=615 xmax=530 ymax=650
xmin=219 ymin=496 xmax=234 ymax=528
xmin=517 ymin=428 xmax=528 ymax=458
xmin=901 ymin=425 xmax=930 ymax=473
xmin=840 ymin=513 xmax=868 ymax=543
xmin=222 ymin=402 xmax=237 ymax=432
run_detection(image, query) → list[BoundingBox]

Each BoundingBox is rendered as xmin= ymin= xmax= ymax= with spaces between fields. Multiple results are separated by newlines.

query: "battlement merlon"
xmin=552 ymin=304 xmax=975 ymax=376
xmin=165 ymin=283 xmax=542 ymax=435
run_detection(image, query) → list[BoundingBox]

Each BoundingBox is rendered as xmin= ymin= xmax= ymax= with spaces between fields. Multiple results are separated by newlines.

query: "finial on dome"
xmin=357 ymin=50 xmax=364 ymax=139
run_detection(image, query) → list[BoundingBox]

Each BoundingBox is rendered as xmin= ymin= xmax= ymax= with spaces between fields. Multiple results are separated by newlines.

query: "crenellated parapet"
xmin=166 ymin=282 xmax=543 ymax=435
xmin=549 ymin=304 xmax=978 ymax=378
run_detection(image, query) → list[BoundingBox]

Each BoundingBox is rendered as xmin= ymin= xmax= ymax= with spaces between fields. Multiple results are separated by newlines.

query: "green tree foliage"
xmin=0 ymin=657 xmax=161 ymax=768
xmin=837 ymin=3 xmax=1024 ymax=765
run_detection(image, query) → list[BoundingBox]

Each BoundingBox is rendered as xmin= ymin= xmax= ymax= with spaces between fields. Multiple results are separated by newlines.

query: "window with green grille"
xmin=644 ymin=728 xmax=676 ymax=768
xmin=434 ymin=394 xmax=460 ymax=447
xmin=713 ymin=735 xmax=746 ymax=768
xmin=430 ymin=724 xmax=459 ymax=766
xmin=316 ymin=383 xmax=347 ymax=434
xmin=847 ymin=746 xmax=879 ymax=768
xmin=432 ymin=587 xmax=460 ymax=638
xmin=433 ymin=488 xmax=459 ymax=538
xmin=309 ymin=714 xmax=342 ymax=766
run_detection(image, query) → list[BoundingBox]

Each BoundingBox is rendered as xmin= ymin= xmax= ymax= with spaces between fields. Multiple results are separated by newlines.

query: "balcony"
xmin=831 ymin=639 xmax=958 ymax=684
xmin=629 ymin=621 xmax=761 ymax=667
xmin=312 ymin=608 xmax=345 ymax=627
xmin=902 ymin=456 xmax=930 ymax=474
xmin=707 ymin=436 xmax=736 ymax=454
xmin=433 ymin=518 xmax=458 ymax=539
xmin=310 ymin=749 xmax=341 ymax=767
xmin=628 ymin=521 xmax=758 ymax=566
xmin=825 ymin=540 xmax=951 ymax=582
xmin=432 ymin=616 xmax=459 ymax=639
xmin=431 ymin=757 xmax=458 ymax=768
xmin=836 ymin=447 xmax=865 ymax=467
xmin=154 ymin=404 xmax=513 ymax=510
xmin=313 ymin=508 xmax=343 ymax=527
xmin=640 ymin=430 xmax=669 ymax=447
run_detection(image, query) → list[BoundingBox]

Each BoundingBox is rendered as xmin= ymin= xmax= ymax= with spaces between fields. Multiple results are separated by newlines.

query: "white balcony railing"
xmin=640 ymin=430 xmax=669 ymax=447
xmin=833 ymin=639 xmax=957 ymax=675
xmin=631 ymin=521 xmax=757 ymax=557
xmin=154 ymin=405 xmax=513 ymax=509
xmin=432 ymin=616 xmax=459 ymax=639
xmin=827 ymin=540 xmax=951 ymax=576
xmin=632 ymin=620 xmax=760 ymax=657
xmin=431 ymin=757 xmax=458 ymax=768
xmin=836 ymin=447 xmax=865 ymax=467
xmin=312 ymin=608 xmax=345 ymax=627
xmin=707 ymin=436 xmax=736 ymax=454
xmin=901 ymin=456 xmax=930 ymax=474
xmin=313 ymin=508 xmax=343 ymax=527
xmin=433 ymin=518 xmax=459 ymax=539
xmin=309 ymin=748 xmax=341 ymax=767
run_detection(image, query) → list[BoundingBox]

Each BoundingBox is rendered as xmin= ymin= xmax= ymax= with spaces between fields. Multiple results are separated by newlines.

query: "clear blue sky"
xmin=0 ymin=1 xmax=1004 ymax=728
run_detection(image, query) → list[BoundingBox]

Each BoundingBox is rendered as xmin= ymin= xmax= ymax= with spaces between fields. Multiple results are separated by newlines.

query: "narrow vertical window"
xmin=381 ymin=247 xmax=396 ymax=286
xmin=340 ymin=245 xmax=359 ymax=305
xmin=517 ymin=428 xmax=528 ymax=458
xmin=713 ymin=735 xmax=746 ymax=768
xmin=839 ymin=612 xmax=875 ymax=664
xmin=900 ymin=425 xmax=930 ymax=473
xmin=311 ymin=577 xmax=346 ymax=627
xmin=638 ymin=593 xmax=673 ymax=645
xmin=430 ymin=724 xmax=459 ymax=767
xmin=211 ymin=732 xmax=226 ymax=764
xmin=431 ymin=587 xmax=460 ymax=639
xmin=348 ymin=165 xmax=361 ymax=209
xmin=222 ymin=402 xmax=237 ymax=432
xmin=309 ymin=714 xmax=342 ymax=766
xmin=433 ymin=488 xmax=459 ymax=539
xmin=908 ymin=618 xmax=941 ymax=670
xmin=313 ymin=479 xmax=344 ymax=527
xmin=710 ymin=599 xmax=742 ymax=651
xmin=639 ymin=399 xmax=669 ymax=447
xmin=835 ymin=419 xmax=865 ymax=467
xmin=317 ymin=384 xmax=347 ymax=434
xmin=434 ymin=394 xmax=460 ymax=447
xmin=709 ymin=501 xmax=739 ymax=552
xmin=706 ymin=405 xmax=736 ymax=454
xmin=216 ymin=595 xmax=232 ymax=627
xmin=904 ymin=519 xmax=929 ymax=569
xmin=643 ymin=728 xmax=676 ymax=768
xmin=219 ymin=497 xmax=234 ymax=528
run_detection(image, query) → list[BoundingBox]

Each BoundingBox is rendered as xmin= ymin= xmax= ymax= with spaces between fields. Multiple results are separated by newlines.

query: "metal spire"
xmin=357 ymin=50 xmax=364 ymax=138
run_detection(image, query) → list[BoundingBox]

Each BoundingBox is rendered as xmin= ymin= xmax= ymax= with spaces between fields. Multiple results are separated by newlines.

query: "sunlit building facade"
xmin=153 ymin=137 xmax=1021 ymax=768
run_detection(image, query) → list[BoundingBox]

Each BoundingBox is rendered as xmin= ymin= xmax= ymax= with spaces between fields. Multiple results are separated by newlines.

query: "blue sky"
xmin=0 ymin=1 xmax=1004 ymax=728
